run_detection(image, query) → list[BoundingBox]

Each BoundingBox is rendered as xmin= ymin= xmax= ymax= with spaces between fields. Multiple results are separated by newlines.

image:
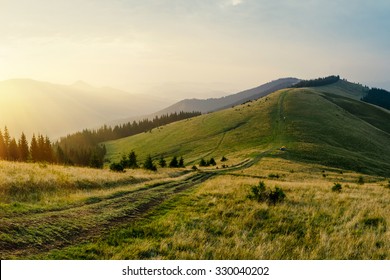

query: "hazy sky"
xmin=1 ymin=0 xmax=389 ymax=98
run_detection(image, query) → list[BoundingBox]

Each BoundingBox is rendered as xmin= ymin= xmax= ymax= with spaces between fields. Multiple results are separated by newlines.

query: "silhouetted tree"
xmin=0 ymin=130 xmax=6 ymax=160
xmin=18 ymin=132 xmax=29 ymax=161
xmin=43 ymin=136 xmax=54 ymax=162
xmin=8 ymin=138 xmax=18 ymax=161
xmin=3 ymin=127 xmax=10 ymax=159
xmin=361 ymin=87 xmax=390 ymax=110
xmin=291 ymin=75 xmax=340 ymax=88
xmin=30 ymin=134 xmax=39 ymax=162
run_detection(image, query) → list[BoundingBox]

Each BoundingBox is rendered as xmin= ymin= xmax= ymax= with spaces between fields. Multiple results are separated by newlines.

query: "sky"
xmin=0 ymin=0 xmax=389 ymax=99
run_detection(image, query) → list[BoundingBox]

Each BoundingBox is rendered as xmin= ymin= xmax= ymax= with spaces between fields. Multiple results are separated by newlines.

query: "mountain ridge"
xmin=154 ymin=77 xmax=300 ymax=115
xmin=104 ymin=79 xmax=390 ymax=176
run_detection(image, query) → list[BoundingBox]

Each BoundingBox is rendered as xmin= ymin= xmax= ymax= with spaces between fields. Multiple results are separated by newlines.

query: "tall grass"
xmin=0 ymin=160 xmax=173 ymax=205
xmin=43 ymin=159 xmax=390 ymax=260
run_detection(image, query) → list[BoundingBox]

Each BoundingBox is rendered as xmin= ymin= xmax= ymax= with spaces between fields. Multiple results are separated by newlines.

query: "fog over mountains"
xmin=0 ymin=77 xmax=299 ymax=139
xmin=0 ymin=79 xmax=171 ymax=139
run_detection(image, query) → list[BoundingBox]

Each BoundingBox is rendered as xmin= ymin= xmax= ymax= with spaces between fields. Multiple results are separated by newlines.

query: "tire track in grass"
xmin=0 ymin=172 xmax=215 ymax=259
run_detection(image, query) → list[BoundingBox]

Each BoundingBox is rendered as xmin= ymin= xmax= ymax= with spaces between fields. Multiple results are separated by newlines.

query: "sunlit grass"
xmin=40 ymin=158 xmax=390 ymax=260
xmin=0 ymin=160 xmax=176 ymax=206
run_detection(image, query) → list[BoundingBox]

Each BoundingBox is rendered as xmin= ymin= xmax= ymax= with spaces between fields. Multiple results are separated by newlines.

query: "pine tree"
xmin=90 ymin=151 xmax=103 ymax=168
xmin=18 ymin=132 xmax=30 ymax=161
xmin=3 ymin=126 xmax=10 ymax=160
xmin=159 ymin=156 xmax=167 ymax=167
xmin=30 ymin=134 xmax=39 ymax=162
xmin=8 ymin=138 xmax=18 ymax=161
xmin=120 ymin=154 xmax=129 ymax=168
xmin=37 ymin=134 xmax=45 ymax=161
xmin=44 ymin=136 xmax=54 ymax=162
xmin=143 ymin=154 xmax=157 ymax=171
xmin=169 ymin=156 xmax=179 ymax=168
xmin=199 ymin=158 xmax=207 ymax=167
xmin=0 ymin=130 xmax=6 ymax=160
xmin=178 ymin=156 xmax=184 ymax=167
xmin=128 ymin=151 xmax=138 ymax=168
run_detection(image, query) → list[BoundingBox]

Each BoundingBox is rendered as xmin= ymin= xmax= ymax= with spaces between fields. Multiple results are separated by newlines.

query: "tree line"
xmin=361 ymin=87 xmax=390 ymax=110
xmin=56 ymin=111 xmax=201 ymax=167
xmin=0 ymin=127 xmax=54 ymax=163
xmin=110 ymin=151 xmax=185 ymax=172
xmin=291 ymin=75 xmax=340 ymax=88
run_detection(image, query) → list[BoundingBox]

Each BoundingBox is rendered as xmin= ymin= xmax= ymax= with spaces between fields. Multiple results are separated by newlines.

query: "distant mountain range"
xmin=108 ymin=77 xmax=300 ymax=126
xmin=0 ymin=79 xmax=171 ymax=139
xmin=154 ymin=77 xmax=300 ymax=115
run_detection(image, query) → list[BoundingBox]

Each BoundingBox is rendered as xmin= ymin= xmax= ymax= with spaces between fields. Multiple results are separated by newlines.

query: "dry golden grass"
xmin=2 ymin=158 xmax=389 ymax=260
xmin=50 ymin=158 xmax=390 ymax=260
xmin=0 ymin=160 xmax=176 ymax=205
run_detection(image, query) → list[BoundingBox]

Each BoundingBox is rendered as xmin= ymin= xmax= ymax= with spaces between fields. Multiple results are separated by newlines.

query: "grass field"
xmin=105 ymin=81 xmax=390 ymax=176
xmin=34 ymin=158 xmax=390 ymax=260
xmin=1 ymin=80 xmax=390 ymax=259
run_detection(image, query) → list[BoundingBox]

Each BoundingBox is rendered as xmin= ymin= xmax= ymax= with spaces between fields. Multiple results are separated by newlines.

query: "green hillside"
xmin=105 ymin=80 xmax=390 ymax=176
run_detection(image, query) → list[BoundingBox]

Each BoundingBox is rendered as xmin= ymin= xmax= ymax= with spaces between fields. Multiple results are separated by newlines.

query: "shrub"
xmin=191 ymin=165 xmax=198 ymax=170
xmin=268 ymin=173 xmax=280 ymax=179
xmin=332 ymin=183 xmax=342 ymax=192
xmin=248 ymin=181 xmax=286 ymax=205
xmin=208 ymin=158 xmax=216 ymax=166
xmin=249 ymin=181 xmax=267 ymax=202
xmin=221 ymin=156 xmax=228 ymax=162
xmin=268 ymin=187 xmax=286 ymax=205
xmin=110 ymin=162 xmax=125 ymax=172
xmin=357 ymin=176 xmax=365 ymax=185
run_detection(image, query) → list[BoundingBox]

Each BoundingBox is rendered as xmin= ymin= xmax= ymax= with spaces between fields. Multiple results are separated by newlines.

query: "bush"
xmin=248 ymin=181 xmax=286 ymax=205
xmin=268 ymin=173 xmax=280 ymax=179
xmin=332 ymin=183 xmax=342 ymax=192
xmin=221 ymin=156 xmax=228 ymax=162
xmin=110 ymin=162 xmax=125 ymax=172
xmin=357 ymin=176 xmax=365 ymax=185
xmin=268 ymin=187 xmax=286 ymax=205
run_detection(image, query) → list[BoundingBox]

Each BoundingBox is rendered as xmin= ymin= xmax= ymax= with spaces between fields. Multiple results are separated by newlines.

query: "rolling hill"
xmin=152 ymin=77 xmax=299 ymax=115
xmin=105 ymin=79 xmax=390 ymax=176
xmin=0 ymin=79 xmax=171 ymax=139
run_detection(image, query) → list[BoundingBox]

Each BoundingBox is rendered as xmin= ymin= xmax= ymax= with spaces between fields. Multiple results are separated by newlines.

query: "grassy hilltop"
xmin=1 ymin=79 xmax=390 ymax=260
xmin=105 ymin=80 xmax=390 ymax=176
